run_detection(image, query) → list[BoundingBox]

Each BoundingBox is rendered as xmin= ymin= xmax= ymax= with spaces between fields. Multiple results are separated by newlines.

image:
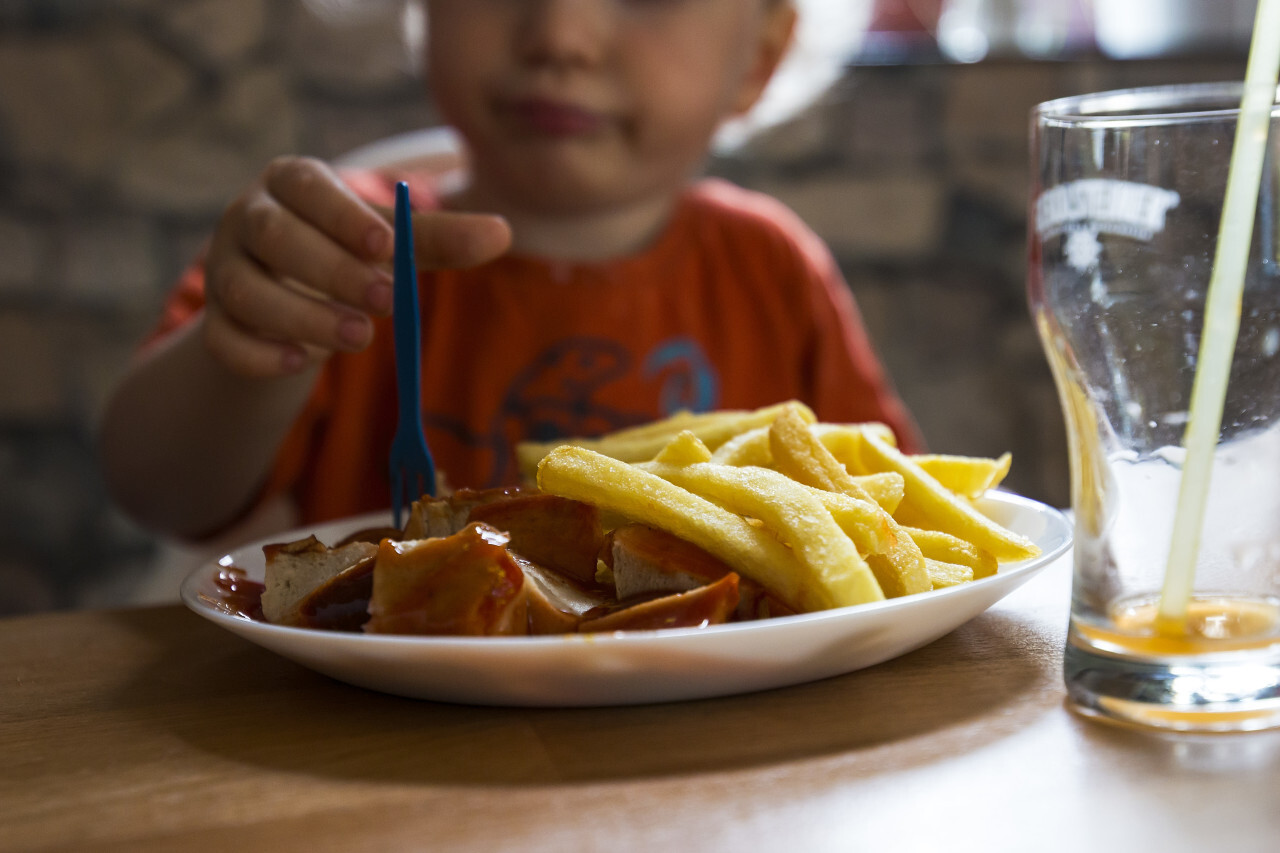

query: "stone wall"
xmin=0 ymin=0 xmax=1248 ymax=614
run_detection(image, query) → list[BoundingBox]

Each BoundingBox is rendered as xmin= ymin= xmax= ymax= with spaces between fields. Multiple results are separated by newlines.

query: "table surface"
xmin=4 ymin=552 xmax=1280 ymax=853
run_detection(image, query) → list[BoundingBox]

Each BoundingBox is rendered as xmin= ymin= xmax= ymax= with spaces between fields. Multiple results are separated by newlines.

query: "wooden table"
xmin=4 ymin=552 xmax=1279 ymax=853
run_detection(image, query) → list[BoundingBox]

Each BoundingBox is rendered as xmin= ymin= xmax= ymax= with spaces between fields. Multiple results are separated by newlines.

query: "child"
xmin=99 ymin=0 xmax=922 ymax=541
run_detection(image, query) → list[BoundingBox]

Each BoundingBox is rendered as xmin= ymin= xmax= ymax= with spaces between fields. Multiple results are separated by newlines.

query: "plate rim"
xmin=180 ymin=490 xmax=1072 ymax=647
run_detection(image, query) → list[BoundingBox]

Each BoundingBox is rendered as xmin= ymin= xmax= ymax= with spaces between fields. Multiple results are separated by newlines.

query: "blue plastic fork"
xmin=389 ymin=181 xmax=436 ymax=528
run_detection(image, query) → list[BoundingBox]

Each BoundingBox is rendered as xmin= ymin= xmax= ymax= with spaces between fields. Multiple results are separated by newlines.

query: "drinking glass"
xmin=1028 ymin=82 xmax=1280 ymax=732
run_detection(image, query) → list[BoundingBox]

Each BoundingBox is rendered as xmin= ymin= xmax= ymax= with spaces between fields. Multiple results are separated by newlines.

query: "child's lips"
xmin=504 ymin=97 xmax=606 ymax=136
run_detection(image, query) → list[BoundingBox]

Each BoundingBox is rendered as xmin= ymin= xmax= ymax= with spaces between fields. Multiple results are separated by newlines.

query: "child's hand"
xmin=202 ymin=156 xmax=510 ymax=378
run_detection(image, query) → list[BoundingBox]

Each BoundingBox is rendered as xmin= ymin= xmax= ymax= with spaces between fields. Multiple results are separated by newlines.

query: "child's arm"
xmin=99 ymin=318 xmax=320 ymax=539
xmin=98 ymin=157 xmax=510 ymax=539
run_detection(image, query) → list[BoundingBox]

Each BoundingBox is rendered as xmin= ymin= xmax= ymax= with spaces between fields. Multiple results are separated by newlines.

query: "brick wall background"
xmin=0 ymin=0 xmax=1248 ymax=614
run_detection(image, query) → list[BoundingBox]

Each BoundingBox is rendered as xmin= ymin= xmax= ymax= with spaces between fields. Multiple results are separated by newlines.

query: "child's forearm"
xmin=98 ymin=315 xmax=320 ymax=540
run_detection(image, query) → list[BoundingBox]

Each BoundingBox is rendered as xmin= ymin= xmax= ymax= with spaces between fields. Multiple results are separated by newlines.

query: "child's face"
xmin=425 ymin=0 xmax=794 ymax=215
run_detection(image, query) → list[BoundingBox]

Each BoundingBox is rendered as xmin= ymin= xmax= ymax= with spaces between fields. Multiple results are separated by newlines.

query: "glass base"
xmin=1065 ymin=625 xmax=1280 ymax=733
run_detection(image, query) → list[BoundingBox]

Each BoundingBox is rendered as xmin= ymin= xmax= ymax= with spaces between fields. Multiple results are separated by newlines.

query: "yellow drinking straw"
xmin=1156 ymin=0 xmax=1280 ymax=636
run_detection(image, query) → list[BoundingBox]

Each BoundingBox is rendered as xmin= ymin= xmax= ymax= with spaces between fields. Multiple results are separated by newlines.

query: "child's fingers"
xmin=234 ymin=192 xmax=393 ymax=316
xmin=206 ymin=253 xmax=374 ymax=360
xmin=262 ymin=156 xmax=394 ymax=262
xmin=370 ymin=205 xmax=512 ymax=269
xmin=415 ymin=211 xmax=512 ymax=269
xmin=202 ymin=310 xmax=313 ymax=379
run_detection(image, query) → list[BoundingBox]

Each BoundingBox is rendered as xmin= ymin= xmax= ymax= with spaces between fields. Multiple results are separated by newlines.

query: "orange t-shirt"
xmin=153 ymin=170 xmax=922 ymax=526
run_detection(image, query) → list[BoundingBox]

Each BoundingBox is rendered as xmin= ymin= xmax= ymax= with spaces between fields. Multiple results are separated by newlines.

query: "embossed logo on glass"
xmin=1036 ymin=179 xmax=1181 ymax=272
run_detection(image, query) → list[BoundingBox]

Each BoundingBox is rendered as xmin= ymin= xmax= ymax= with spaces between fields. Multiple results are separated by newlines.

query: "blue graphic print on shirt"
xmin=644 ymin=337 xmax=718 ymax=413
xmin=423 ymin=336 xmax=720 ymax=486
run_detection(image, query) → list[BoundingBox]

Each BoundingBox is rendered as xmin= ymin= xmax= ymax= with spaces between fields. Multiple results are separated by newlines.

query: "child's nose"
xmin=516 ymin=0 xmax=615 ymax=68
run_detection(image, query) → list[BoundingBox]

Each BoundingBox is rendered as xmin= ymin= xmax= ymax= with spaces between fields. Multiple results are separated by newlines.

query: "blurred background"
xmin=0 ymin=0 xmax=1259 ymax=614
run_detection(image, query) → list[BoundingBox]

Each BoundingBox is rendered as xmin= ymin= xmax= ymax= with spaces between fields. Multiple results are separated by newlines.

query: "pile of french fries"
xmin=518 ymin=401 xmax=1038 ymax=615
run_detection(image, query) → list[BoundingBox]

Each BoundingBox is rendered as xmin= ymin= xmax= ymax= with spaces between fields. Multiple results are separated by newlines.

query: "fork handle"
xmin=393 ymin=181 xmax=425 ymax=435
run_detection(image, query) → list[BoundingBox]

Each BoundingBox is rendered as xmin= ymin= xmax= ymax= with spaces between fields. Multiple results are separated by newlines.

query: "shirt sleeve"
xmin=141 ymin=249 xmax=208 ymax=352
xmin=694 ymin=178 xmax=924 ymax=453
xmin=803 ymin=244 xmax=926 ymax=454
xmin=739 ymin=185 xmax=925 ymax=454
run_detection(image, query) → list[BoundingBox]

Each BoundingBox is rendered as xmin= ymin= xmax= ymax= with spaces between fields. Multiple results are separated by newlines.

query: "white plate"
xmin=181 ymin=492 xmax=1070 ymax=707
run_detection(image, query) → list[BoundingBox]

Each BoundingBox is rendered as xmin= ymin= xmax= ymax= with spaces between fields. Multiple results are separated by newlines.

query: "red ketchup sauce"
xmin=205 ymin=566 xmax=266 ymax=621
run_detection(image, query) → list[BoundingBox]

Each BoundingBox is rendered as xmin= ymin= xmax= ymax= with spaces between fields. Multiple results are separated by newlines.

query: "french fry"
xmin=712 ymin=425 xmax=904 ymax=512
xmin=708 ymin=421 xmax=899 ymax=484
xmin=767 ymin=405 xmax=930 ymax=597
xmin=857 ymin=432 xmax=1040 ymax=562
xmin=909 ymin=452 xmax=1011 ymax=500
xmin=650 ymin=400 xmax=817 ymax=452
xmin=767 ymin=404 xmax=861 ymax=494
xmin=822 ymin=494 xmax=928 ymax=597
xmin=810 ymin=421 xmax=897 ymax=465
xmin=807 ymin=490 xmax=929 ymax=597
xmin=642 ymin=460 xmax=884 ymax=609
xmin=848 ymin=472 xmax=905 ymax=514
xmin=533 ymin=401 xmax=1032 ymax=614
xmin=902 ymin=526 xmax=998 ymax=580
xmin=923 ymin=558 xmax=975 ymax=589
xmin=518 ymin=401 xmax=816 ymax=480
xmin=537 ymin=446 xmax=861 ymax=612
xmin=652 ymin=430 xmax=713 ymax=466
xmin=708 ymin=425 xmax=771 ymax=467
xmin=685 ymin=426 xmax=911 ymax=580
xmin=810 ymin=490 xmax=897 ymax=556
